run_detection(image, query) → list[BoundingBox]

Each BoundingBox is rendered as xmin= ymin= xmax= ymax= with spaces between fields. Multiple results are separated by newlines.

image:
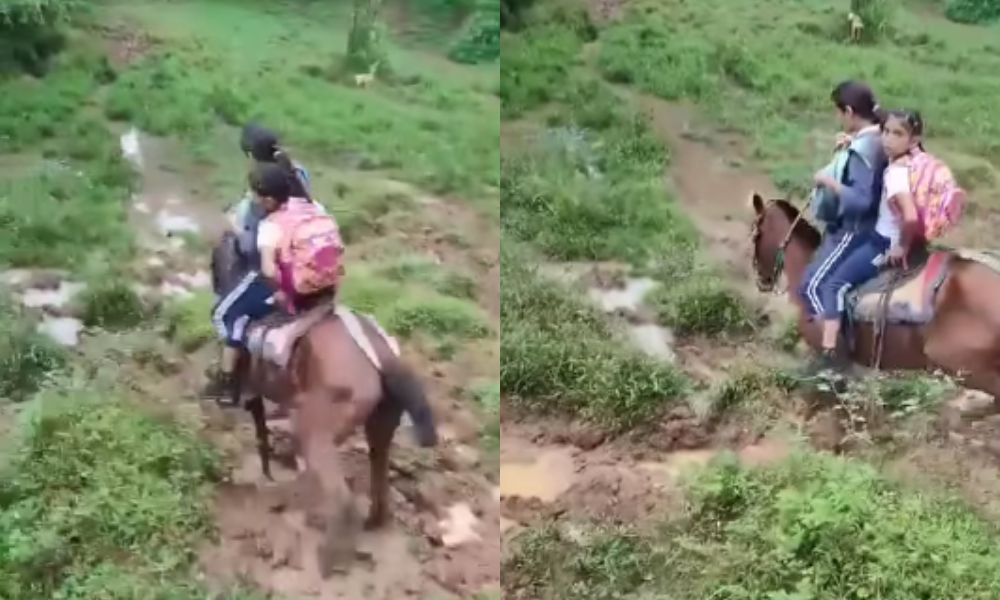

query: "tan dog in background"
xmin=354 ymin=60 xmax=381 ymax=88
xmin=848 ymin=12 xmax=864 ymax=43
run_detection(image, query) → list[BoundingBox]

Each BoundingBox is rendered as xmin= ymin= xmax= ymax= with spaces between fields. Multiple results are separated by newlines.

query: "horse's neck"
xmin=782 ymin=232 xmax=818 ymax=304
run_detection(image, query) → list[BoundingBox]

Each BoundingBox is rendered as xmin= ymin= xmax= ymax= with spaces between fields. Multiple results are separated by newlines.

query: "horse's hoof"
xmin=364 ymin=512 xmax=389 ymax=531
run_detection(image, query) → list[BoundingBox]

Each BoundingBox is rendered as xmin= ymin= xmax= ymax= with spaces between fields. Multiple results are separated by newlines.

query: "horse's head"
xmin=211 ymin=231 xmax=250 ymax=296
xmin=749 ymin=193 xmax=818 ymax=292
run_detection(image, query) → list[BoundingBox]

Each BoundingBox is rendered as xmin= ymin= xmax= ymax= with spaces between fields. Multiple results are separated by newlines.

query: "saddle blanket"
xmin=847 ymin=248 xmax=1000 ymax=325
xmin=245 ymin=304 xmax=399 ymax=371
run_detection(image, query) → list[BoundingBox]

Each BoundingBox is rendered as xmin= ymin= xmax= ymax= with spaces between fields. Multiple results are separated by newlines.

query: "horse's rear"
xmin=273 ymin=306 xmax=437 ymax=576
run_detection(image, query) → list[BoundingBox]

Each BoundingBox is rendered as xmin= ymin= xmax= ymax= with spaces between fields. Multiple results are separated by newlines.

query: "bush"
xmin=648 ymin=272 xmax=754 ymax=336
xmin=0 ymin=0 xmax=76 ymax=76
xmin=449 ymin=0 xmax=501 ymax=63
xmin=80 ymin=278 xmax=150 ymax=330
xmin=945 ymin=0 xmax=1000 ymax=23
xmin=850 ymin=0 xmax=895 ymax=43
xmin=0 ymin=387 xmax=220 ymax=599
xmin=507 ymin=451 xmax=1000 ymax=599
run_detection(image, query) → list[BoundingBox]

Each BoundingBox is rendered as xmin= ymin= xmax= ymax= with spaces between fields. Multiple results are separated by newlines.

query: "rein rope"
xmin=751 ymin=199 xmax=806 ymax=293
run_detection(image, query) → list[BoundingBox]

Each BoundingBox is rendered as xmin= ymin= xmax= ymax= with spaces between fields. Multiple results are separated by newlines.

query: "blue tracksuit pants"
xmin=799 ymin=230 xmax=891 ymax=320
xmin=212 ymin=271 xmax=275 ymax=348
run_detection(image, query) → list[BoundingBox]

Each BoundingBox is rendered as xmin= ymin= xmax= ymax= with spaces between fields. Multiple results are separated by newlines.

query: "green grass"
xmin=506 ymin=450 xmax=1000 ymax=600
xmin=103 ymin=0 xmax=502 ymax=197
xmin=0 ymin=384 xmax=220 ymax=599
xmin=596 ymin=0 xmax=1000 ymax=202
xmin=0 ymin=296 xmax=69 ymax=402
xmin=500 ymin=246 xmax=688 ymax=431
xmin=162 ymin=291 xmax=216 ymax=352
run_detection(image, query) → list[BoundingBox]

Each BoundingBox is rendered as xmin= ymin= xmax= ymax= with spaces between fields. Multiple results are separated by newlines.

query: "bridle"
xmin=750 ymin=199 xmax=807 ymax=293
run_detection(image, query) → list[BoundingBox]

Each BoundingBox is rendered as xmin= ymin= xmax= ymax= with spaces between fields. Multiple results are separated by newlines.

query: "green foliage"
xmin=500 ymin=246 xmax=688 ymax=430
xmin=648 ymin=273 xmax=754 ymax=336
xmin=945 ymin=0 xmax=1000 ymax=23
xmin=0 ymin=387 xmax=220 ymax=599
xmin=449 ymin=0 xmax=501 ymax=64
xmin=0 ymin=0 xmax=77 ymax=76
xmin=0 ymin=296 xmax=68 ymax=402
xmin=162 ymin=291 xmax=216 ymax=352
xmin=80 ymin=278 xmax=150 ymax=330
xmin=850 ymin=0 xmax=895 ymax=43
xmin=596 ymin=0 xmax=1000 ymax=199
xmin=507 ymin=452 xmax=1000 ymax=599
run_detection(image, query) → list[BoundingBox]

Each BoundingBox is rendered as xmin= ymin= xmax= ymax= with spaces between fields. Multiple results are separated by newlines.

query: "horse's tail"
xmin=381 ymin=361 xmax=437 ymax=448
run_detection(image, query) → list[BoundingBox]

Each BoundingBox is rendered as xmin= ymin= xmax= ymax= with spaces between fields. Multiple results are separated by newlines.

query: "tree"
xmin=345 ymin=0 xmax=383 ymax=74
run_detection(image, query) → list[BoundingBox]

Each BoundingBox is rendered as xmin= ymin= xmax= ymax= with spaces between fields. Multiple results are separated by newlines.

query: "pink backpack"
xmin=905 ymin=151 xmax=965 ymax=241
xmin=271 ymin=199 xmax=344 ymax=298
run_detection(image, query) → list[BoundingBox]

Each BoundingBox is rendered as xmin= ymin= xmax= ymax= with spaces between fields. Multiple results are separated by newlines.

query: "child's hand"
xmin=813 ymin=171 xmax=838 ymax=190
xmin=835 ymin=132 xmax=852 ymax=149
xmin=887 ymin=246 xmax=908 ymax=268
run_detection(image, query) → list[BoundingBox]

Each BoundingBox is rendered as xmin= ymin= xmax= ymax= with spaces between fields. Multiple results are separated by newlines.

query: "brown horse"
xmin=211 ymin=231 xmax=438 ymax=576
xmin=749 ymin=193 xmax=1000 ymax=407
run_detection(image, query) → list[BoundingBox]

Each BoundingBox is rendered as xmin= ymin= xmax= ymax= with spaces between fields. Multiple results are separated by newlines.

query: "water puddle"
xmin=37 ymin=316 xmax=83 ymax=347
xmin=120 ymin=127 xmax=144 ymax=170
xmin=437 ymin=502 xmax=482 ymax=548
xmin=496 ymin=447 xmax=576 ymax=503
xmin=637 ymin=439 xmax=792 ymax=485
xmin=155 ymin=210 xmax=200 ymax=236
xmin=21 ymin=281 xmax=85 ymax=310
xmin=588 ymin=277 xmax=658 ymax=312
xmin=628 ymin=324 xmax=676 ymax=362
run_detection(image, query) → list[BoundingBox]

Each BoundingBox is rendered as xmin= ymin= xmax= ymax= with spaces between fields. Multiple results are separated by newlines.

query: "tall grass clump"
xmin=506 ymin=451 xmax=1000 ymax=599
xmin=0 ymin=296 xmax=68 ymax=402
xmin=500 ymin=246 xmax=688 ymax=430
xmin=0 ymin=385 xmax=221 ymax=599
xmin=0 ymin=0 xmax=78 ymax=76
xmin=945 ymin=0 xmax=1000 ymax=24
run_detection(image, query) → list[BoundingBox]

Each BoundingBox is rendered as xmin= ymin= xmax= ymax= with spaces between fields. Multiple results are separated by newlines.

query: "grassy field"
xmin=0 ymin=0 xmax=502 ymax=596
xmin=502 ymin=0 xmax=1000 ymax=598
xmin=6 ymin=0 xmax=1000 ymax=597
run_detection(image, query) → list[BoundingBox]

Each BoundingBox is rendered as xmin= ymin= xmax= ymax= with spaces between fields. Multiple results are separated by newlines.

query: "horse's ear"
xmin=750 ymin=193 xmax=765 ymax=215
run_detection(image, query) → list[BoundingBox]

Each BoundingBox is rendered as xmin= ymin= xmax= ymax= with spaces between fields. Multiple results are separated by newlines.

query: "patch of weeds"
xmin=79 ymin=277 xmax=151 ymax=330
xmin=162 ymin=291 xmax=217 ymax=352
xmin=508 ymin=451 xmax=1000 ymax=599
xmin=505 ymin=523 xmax=661 ymax=600
xmin=340 ymin=265 xmax=489 ymax=343
xmin=470 ymin=379 xmax=500 ymax=452
xmin=500 ymin=246 xmax=688 ymax=431
xmin=378 ymin=255 xmax=478 ymax=299
xmin=0 ymin=383 xmax=220 ymax=599
xmin=0 ymin=295 xmax=68 ymax=402
xmin=648 ymin=272 xmax=755 ymax=337
xmin=845 ymin=370 xmax=956 ymax=419
xmin=769 ymin=314 xmax=801 ymax=353
xmin=709 ymin=362 xmax=796 ymax=418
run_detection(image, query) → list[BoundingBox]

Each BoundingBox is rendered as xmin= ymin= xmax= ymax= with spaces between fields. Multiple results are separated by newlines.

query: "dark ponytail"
xmin=272 ymin=149 xmax=310 ymax=201
xmin=831 ymin=80 xmax=880 ymax=124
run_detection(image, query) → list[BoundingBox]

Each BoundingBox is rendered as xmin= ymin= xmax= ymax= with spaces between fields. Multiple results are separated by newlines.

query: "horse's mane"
xmin=770 ymin=199 xmax=822 ymax=248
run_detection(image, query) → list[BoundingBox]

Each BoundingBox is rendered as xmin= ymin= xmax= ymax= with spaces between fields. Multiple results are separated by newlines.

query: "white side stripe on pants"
xmin=805 ymin=232 xmax=855 ymax=316
xmin=211 ymin=271 xmax=259 ymax=337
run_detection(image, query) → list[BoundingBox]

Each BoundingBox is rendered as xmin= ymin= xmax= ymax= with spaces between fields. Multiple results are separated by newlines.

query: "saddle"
xmin=847 ymin=247 xmax=950 ymax=326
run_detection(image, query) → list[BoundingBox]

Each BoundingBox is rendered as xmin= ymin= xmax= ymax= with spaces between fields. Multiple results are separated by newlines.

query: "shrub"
xmin=0 ymin=386 xmax=220 ymax=599
xmin=449 ymin=0 xmax=501 ymax=63
xmin=850 ymin=0 xmax=895 ymax=43
xmin=80 ymin=278 xmax=150 ymax=330
xmin=648 ymin=272 xmax=754 ymax=336
xmin=0 ymin=0 xmax=76 ymax=76
xmin=945 ymin=0 xmax=1000 ymax=23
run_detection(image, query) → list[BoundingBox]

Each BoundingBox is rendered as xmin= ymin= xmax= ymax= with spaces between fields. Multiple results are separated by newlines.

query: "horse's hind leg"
xmin=364 ymin=396 xmax=403 ymax=530
xmin=297 ymin=397 xmax=362 ymax=577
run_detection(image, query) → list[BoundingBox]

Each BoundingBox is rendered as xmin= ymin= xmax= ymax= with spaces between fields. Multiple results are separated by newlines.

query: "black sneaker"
xmin=803 ymin=349 xmax=847 ymax=393
xmin=202 ymin=368 xmax=238 ymax=405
